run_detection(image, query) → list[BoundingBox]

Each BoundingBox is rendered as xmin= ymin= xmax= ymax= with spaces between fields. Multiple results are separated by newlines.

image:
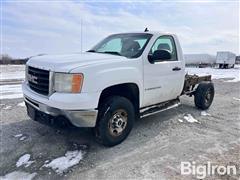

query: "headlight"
xmin=54 ymin=73 xmax=84 ymax=93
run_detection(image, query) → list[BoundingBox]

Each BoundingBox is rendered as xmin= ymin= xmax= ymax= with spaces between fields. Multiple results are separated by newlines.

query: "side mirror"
xmin=149 ymin=50 xmax=171 ymax=63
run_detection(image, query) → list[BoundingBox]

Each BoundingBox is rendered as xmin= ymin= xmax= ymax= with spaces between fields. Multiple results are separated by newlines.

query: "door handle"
xmin=172 ymin=67 xmax=181 ymax=71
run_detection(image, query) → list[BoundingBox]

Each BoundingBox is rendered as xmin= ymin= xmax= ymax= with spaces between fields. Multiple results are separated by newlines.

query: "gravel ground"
xmin=0 ymin=79 xmax=239 ymax=179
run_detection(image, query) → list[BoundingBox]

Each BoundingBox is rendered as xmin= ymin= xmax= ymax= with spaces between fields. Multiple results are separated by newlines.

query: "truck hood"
xmin=27 ymin=52 xmax=127 ymax=72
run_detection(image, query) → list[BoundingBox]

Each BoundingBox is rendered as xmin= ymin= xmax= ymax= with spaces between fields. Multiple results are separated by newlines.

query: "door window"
xmin=150 ymin=36 xmax=177 ymax=61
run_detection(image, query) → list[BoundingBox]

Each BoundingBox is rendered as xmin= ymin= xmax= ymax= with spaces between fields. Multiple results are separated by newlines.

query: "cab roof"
xmin=113 ymin=31 xmax=175 ymax=36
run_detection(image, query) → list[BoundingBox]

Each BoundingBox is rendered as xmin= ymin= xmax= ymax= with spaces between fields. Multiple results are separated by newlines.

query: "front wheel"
xmin=95 ymin=96 xmax=135 ymax=147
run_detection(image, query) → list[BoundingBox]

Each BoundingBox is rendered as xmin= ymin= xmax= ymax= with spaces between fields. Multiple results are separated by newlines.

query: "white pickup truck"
xmin=22 ymin=31 xmax=214 ymax=146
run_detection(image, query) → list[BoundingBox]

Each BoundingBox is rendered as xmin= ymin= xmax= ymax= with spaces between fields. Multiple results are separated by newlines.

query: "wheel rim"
xmin=205 ymin=88 xmax=212 ymax=106
xmin=108 ymin=109 xmax=128 ymax=137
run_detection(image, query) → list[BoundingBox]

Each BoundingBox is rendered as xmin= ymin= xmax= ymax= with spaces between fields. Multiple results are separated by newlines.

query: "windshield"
xmin=88 ymin=33 xmax=153 ymax=58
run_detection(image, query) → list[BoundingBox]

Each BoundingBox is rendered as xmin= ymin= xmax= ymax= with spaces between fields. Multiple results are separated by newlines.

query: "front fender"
xmin=71 ymin=59 xmax=143 ymax=105
xmin=95 ymin=67 xmax=142 ymax=91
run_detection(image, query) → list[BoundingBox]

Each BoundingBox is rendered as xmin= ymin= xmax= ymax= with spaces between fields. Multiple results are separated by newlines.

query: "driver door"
xmin=143 ymin=35 xmax=184 ymax=107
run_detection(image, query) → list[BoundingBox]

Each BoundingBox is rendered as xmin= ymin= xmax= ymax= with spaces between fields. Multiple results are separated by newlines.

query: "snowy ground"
xmin=0 ymin=65 xmax=25 ymax=100
xmin=0 ymin=65 xmax=25 ymax=80
xmin=0 ymin=79 xmax=239 ymax=179
xmin=185 ymin=66 xmax=240 ymax=82
xmin=0 ymin=84 xmax=23 ymax=100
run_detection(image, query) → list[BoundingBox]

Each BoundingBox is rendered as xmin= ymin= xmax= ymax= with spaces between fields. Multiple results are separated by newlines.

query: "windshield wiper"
xmin=87 ymin=50 xmax=122 ymax=56
xmin=102 ymin=51 xmax=122 ymax=56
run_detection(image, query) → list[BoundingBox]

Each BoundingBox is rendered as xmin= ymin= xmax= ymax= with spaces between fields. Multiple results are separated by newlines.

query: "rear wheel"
xmin=224 ymin=64 xmax=229 ymax=69
xmin=95 ymin=96 xmax=135 ymax=147
xmin=194 ymin=82 xmax=214 ymax=110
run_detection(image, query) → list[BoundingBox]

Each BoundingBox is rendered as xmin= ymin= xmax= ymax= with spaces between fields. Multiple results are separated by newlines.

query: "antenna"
xmin=144 ymin=28 xmax=149 ymax=32
xmin=81 ymin=19 xmax=83 ymax=53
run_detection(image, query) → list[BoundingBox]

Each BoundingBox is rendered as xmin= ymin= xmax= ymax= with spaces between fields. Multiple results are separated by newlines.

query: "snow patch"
xmin=18 ymin=102 xmax=25 ymax=107
xmin=14 ymin=134 xmax=27 ymax=141
xmin=43 ymin=150 xmax=83 ymax=174
xmin=0 ymin=171 xmax=36 ymax=180
xmin=185 ymin=67 xmax=240 ymax=82
xmin=233 ymin=97 xmax=240 ymax=101
xmin=184 ymin=114 xmax=200 ymax=123
xmin=16 ymin=154 xmax=34 ymax=167
xmin=14 ymin=134 xmax=23 ymax=138
xmin=225 ymin=78 xmax=239 ymax=82
xmin=0 ymin=84 xmax=23 ymax=100
xmin=178 ymin=119 xmax=183 ymax=122
xmin=19 ymin=136 xmax=27 ymax=141
xmin=0 ymin=65 xmax=25 ymax=80
xmin=201 ymin=111 xmax=211 ymax=116
xmin=3 ymin=105 xmax=11 ymax=110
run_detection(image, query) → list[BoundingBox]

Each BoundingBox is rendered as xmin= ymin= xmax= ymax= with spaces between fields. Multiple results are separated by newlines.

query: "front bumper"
xmin=24 ymin=96 xmax=98 ymax=127
xmin=22 ymin=81 xmax=100 ymax=127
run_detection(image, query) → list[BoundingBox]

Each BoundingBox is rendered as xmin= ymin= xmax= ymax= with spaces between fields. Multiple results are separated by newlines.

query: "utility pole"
xmin=81 ymin=19 xmax=83 ymax=53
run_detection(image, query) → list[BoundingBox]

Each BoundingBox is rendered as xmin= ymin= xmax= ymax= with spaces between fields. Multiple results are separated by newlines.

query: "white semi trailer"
xmin=216 ymin=51 xmax=236 ymax=69
xmin=184 ymin=54 xmax=216 ymax=67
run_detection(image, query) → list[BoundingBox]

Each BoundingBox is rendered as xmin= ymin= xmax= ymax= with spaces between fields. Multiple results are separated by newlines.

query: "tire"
xmin=224 ymin=64 xmax=228 ymax=69
xmin=194 ymin=82 xmax=214 ymax=110
xmin=95 ymin=96 xmax=135 ymax=147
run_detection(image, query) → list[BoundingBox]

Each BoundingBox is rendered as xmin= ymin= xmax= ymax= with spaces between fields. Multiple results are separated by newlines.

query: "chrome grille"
xmin=28 ymin=66 xmax=49 ymax=95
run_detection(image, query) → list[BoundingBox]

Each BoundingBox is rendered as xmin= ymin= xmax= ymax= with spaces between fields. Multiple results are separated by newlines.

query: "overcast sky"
xmin=2 ymin=0 xmax=239 ymax=58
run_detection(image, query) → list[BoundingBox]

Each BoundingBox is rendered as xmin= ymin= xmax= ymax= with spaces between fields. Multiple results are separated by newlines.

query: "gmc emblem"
xmin=28 ymin=74 xmax=38 ymax=84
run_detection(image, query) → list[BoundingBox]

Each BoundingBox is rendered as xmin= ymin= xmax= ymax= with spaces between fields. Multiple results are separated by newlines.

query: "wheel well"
xmin=98 ymin=83 xmax=140 ymax=114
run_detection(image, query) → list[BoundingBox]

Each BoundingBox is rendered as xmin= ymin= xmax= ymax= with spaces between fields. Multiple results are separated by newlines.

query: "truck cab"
xmin=142 ymin=33 xmax=185 ymax=106
xmin=22 ymin=31 xmax=214 ymax=146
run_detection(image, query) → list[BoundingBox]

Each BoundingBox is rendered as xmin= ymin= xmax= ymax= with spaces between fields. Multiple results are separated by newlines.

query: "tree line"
xmin=0 ymin=54 xmax=29 ymax=64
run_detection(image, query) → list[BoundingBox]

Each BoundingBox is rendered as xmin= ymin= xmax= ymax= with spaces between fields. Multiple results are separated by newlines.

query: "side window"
xmin=150 ymin=36 xmax=177 ymax=61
